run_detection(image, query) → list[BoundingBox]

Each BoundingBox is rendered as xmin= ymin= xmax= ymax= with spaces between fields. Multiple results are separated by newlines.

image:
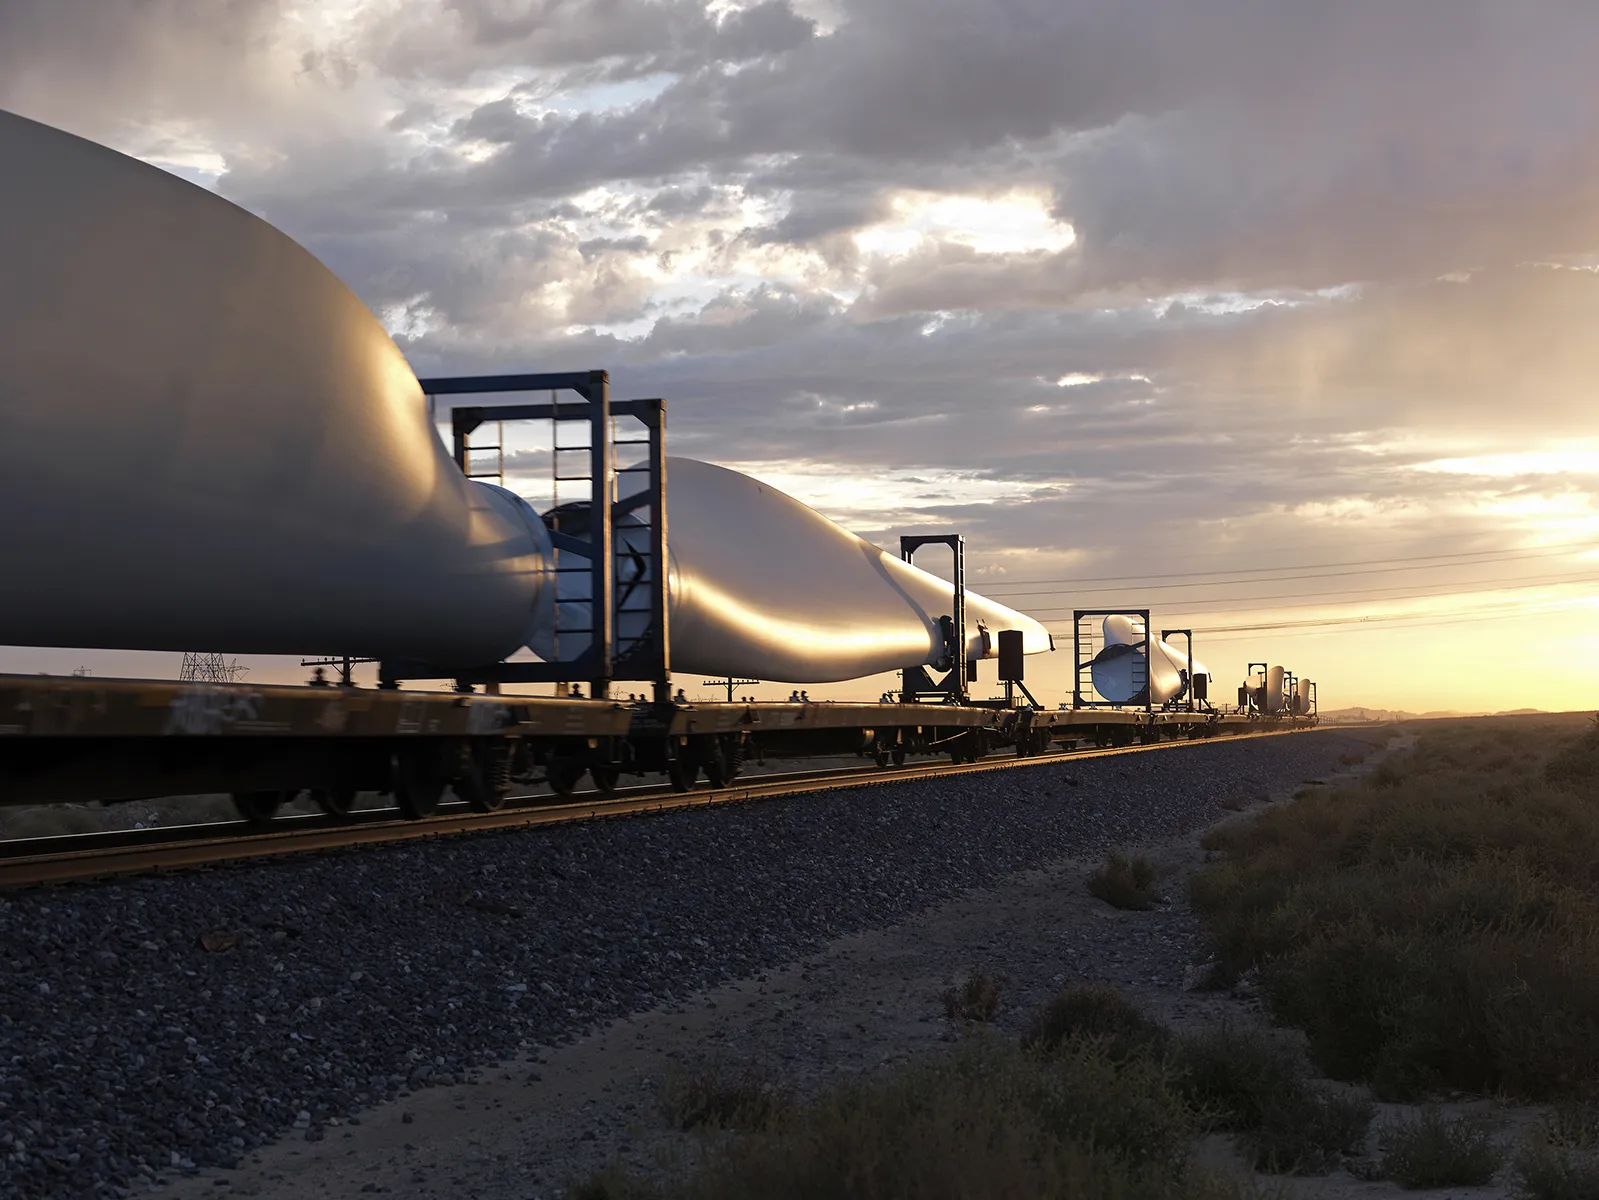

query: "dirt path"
xmin=168 ymin=732 xmax=1529 ymax=1200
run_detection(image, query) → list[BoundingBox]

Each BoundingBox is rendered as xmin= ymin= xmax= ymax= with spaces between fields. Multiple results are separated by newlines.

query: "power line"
xmin=977 ymin=537 xmax=1599 ymax=592
xmin=1189 ymin=603 xmax=1597 ymax=643
xmin=983 ymin=545 xmax=1599 ymax=596
xmin=980 ymin=522 xmax=1586 ymax=572
xmin=1049 ymin=596 xmax=1597 ymax=640
xmin=1017 ymin=571 xmax=1599 ymax=617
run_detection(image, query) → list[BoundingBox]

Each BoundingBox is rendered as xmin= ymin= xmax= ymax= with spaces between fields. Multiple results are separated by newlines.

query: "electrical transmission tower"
xmin=178 ymin=653 xmax=248 ymax=683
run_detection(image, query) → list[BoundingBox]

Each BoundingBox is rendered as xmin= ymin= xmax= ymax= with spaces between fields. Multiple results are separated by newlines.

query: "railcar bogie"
xmin=0 ymin=673 xmax=1318 ymax=825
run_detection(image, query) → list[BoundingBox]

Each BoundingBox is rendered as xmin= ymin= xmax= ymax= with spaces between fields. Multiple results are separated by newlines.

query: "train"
xmin=0 ymin=109 xmax=1316 ymax=822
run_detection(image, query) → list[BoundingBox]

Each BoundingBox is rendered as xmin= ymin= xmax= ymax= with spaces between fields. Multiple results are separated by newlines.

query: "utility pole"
xmin=714 ymin=677 xmax=760 ymax=702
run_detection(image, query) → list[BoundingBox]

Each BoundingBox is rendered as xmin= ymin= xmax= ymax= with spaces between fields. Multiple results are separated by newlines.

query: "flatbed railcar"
xmin=0 ymin=672 xmax=1314 ymax=823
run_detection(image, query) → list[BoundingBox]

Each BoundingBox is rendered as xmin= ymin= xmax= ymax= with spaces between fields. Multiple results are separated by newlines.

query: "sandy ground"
xmin=163 ymin=733 xmax=1541 ymax=1200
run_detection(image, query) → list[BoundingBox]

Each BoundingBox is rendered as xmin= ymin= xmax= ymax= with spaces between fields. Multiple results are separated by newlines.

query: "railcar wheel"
xmin=667 ymin=752 xmax=700 ymax=792
xmin=392 ymin=750 xmax=446 ymax=818
xmin=233 ymin=790 xmax=288 ymax=825
xmin=457 ymin=747 xmax=510 ymax=813
xmin=312 ymin=787 xmax=358 ymax=819
xmin=546 ymin=758 xmax=586 ymax=799
xmin=891 ymin=747 xmax=906 ymax=767
xmin=872 ymin=740 xmax=890 ymax=768
xmin=703 ymin=737 xmax=736 ymax=788
xmin=589 ymin=766 xmax=621 ymax=796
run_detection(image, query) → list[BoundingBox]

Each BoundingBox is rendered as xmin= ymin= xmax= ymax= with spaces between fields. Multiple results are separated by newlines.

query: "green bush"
xmin=1378 ymin=1108 xmax=1502 ymax=1188
xmin=1088 ymin=851 xmax=1160 ymax=910
xmin=1191 ymin=718 xmax=1599 ymax=1099
xmin=1022 ymin=984 xmax=1169 ymax=1061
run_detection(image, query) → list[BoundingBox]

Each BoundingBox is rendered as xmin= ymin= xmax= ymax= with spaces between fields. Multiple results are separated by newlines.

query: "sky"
xmin=2 ymin=0 xmax=1598 ymax=713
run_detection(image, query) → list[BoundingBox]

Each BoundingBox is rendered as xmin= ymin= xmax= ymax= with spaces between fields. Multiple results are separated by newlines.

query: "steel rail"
xmin=0 ymin=761 xmax=888 ymax=864
xmin=0 ymin=728 xmax=1331 ymax=889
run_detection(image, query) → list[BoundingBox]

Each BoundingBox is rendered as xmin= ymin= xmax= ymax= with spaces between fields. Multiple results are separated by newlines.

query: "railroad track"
xmin=0 ymin=728 xmax=1330 ymax=889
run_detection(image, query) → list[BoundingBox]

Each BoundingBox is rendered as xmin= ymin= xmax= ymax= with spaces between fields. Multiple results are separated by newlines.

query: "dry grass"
xmin=576 ymin=986 xmax=1370 ymax=1198
xmin=575 ymin=1030 xmax=1268 ymax=1200
xmin=1192 ymin=716 xmax=1599 ymax=1100
xmin=1172 ymin=1024 xmax=1373 ymax=1175
xmin=1512 ymin=1097 xmax=1599 ymax=1199
xmin=1378 ymin=1108 xmax=1502 ymax=1188
xmin=1513 ymin=1143 xmax=1599 ymax=1200
xmin=659 ymin=1060 xmax=790 ymax=1132
xmin=1087 ymin=850 xmax=1160 ymax=910
xmin=941 ymin=968 xmax=1005 ymax=1023
xmin=1022 ymin=984 xmax=1169 ymax=1061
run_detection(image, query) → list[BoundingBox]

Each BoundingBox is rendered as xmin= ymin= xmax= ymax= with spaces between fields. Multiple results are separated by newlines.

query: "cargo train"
xmin=0 ymin=109 xmax=1314 ymax=821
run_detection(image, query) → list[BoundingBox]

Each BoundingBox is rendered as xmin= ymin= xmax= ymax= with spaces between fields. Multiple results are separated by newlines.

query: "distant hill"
xmin=1320 ymin=706 xmax=1548 ymax=722
xmin=1319 ymin=707 xmax=1425 ymax=722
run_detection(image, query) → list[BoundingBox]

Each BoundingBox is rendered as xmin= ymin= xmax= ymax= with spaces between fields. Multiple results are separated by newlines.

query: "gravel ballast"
xmin=0 ymin=730 xmax=1371 ymax=1199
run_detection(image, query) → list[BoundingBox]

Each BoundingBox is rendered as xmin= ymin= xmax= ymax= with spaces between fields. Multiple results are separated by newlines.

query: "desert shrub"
xmin=1246 ymin=1086 xmax=1374 ymax=1175
xmin=660 ymin=1060 xmax=789 ymax=1132
xmin=1367 ymin=757 xmax=1406 ymax=787
xmin=1547 ymin=716 xmax=1599 ymax=789
xmin=575 ymin=1040 xmax=1255 ymax=1200
xmin=941 ymin=969 xmax=1004 ymax=1022
xmin=1173 ymin=1024 xmax=1311 ymax=1130
xmin=1088 ymin=851 xmax=1160 ymax=910
xmin=1022 ymin=1037 xmax=1200 ymax=1176
xmin=1514 ymin=1142 xmax=1599 ymax=1200
xmin=1022 ymin=984 xmax=1170 ymax=1062
xmin=1510 ymin=1099 xmax=1599 ymax=1200
xmin=1378 ymin=1108 xmax=1502 ymax=1188
xmin=1544 ymin=1099 xmax=1599 ymax=1149
xmin=1172 ymin=1024 xmax=1373 ymax=1175
xmin=1191 ymin=718 xmax=1599 ymax=1099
